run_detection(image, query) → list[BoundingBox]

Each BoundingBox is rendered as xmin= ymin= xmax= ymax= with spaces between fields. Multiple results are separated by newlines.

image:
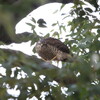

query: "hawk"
xmin=35 ymin=37 xmax=73 ymax=62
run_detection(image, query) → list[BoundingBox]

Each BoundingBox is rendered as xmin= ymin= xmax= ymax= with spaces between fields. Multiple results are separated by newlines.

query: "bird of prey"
xmin=35 ymin=37 xmax=73 ymax=62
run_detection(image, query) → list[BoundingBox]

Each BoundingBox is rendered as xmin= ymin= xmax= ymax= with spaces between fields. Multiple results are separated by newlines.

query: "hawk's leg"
xmin=51 ymin=56 xmax=59 ymax=67
xmin=50 ymin=56 xmax=57 ymax=61
xmin=41 ymin=58 xmax=50 ymax=63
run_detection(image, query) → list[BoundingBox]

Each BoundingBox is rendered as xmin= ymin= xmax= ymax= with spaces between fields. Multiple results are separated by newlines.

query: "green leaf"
xmin=31 ymin=17 xmax=36 ymax=23
xmin=26 ymin=22 xmax=33 ymax=27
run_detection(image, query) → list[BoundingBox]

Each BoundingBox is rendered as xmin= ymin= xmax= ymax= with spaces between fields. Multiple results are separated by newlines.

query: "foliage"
xmin=0 ymin=0 xmax=100 ymax=100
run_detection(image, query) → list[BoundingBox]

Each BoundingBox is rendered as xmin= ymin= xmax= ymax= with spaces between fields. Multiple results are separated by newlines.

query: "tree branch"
xmin=0 ymin=48 xmax=56 ymax=70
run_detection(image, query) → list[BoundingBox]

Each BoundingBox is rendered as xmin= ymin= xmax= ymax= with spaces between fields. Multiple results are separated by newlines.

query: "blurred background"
xmin=0 ymin=0 xmax=100 ymax=100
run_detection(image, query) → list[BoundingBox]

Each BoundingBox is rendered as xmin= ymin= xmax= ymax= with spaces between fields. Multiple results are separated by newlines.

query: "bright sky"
xmin=16 ymin=3 xmax=74 ymax=35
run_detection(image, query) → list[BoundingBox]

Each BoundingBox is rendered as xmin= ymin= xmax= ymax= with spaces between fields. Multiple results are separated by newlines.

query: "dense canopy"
xmin=0 ymin=0 xmax=100 ymax=100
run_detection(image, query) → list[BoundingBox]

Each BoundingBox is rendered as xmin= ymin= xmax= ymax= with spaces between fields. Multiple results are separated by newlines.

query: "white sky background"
xmin=0 ymin=0 xmax=100 ymax=99
xmin=16 ymin=3 xmax=74 ymax=35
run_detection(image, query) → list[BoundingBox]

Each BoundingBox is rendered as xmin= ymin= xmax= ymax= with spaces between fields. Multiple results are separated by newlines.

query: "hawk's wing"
xmin=40 ymin=37 xmax=70 ymax=53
